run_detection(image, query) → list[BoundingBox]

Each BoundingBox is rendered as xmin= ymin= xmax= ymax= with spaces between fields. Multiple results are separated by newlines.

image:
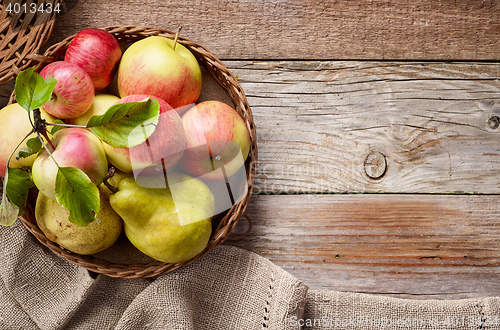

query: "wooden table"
xmin=1 ymin=0 xmax=499 ymax=300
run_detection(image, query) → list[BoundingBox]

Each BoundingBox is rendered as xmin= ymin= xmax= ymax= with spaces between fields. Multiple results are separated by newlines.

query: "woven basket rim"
xmin=0 ymin=0 xmax=61 ymax=86
xmin=16 ymin=25 xmax=258 ymax=279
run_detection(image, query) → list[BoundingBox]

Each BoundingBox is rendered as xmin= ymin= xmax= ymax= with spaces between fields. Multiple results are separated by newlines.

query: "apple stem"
xmin=173 ymin=25 xmax=182 ymax=50
xmin=102 ymin=166 xmax=119 ymax=193
xmin=213 ymin=155 xmax=235 ymax=205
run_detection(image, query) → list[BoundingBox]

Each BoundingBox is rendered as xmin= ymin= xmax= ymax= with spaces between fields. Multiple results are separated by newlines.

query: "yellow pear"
xmin=35 ymin=185 xmax=123 ymax=255
xmin=109 ymin=172 xmax=214 ymax=263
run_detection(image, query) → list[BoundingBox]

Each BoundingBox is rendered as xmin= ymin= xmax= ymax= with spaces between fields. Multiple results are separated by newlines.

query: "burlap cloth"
xmin=1 ymin=221 xmax=499 ymax=329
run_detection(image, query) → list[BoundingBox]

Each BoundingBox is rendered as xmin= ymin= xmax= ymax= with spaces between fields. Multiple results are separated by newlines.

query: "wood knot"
xmin=487 ymin=115 xmax=499 ymax=130
xmin=364 ymin=151 xmax=387 ymax=180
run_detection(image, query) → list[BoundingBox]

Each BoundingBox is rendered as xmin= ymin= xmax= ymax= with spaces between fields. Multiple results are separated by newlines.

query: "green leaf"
xmin=0 ymin=193 xmax=19 ymax=227
xmin=5 ymin=168 xmax=34 ymax=217
xmin=50 ymin=120 xmax=65 ymax=135
xmin=87 ymin=98 xmax=160 ymax=148
xmin=16 ymin=137 xmax=42 ymax=160
xmin=0 ymin=167 xmax=34 ymax=226
xmin=15 ymin=67 xmax=57 ymax=111
xmin=55 ymin=167 xmax=100 ymax=226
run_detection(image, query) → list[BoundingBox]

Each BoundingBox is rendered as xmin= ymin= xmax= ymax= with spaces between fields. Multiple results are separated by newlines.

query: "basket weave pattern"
xmin=0 ymin=0 xmax=60 ymax=86
xmin=17 ymin=25 xmax=258 ymax=278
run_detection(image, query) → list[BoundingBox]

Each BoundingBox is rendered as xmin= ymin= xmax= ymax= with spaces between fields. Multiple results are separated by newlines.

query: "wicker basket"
xmin=0 ymin=0 xmax=61 ymax=86
xmin=15 ymin=25 xmax=257 ymax=278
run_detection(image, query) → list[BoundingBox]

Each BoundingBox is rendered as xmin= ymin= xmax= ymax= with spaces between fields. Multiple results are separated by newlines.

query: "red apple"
xmin=180 ymin=101 xmax=250 ymax=180
xmin=117 ymin=36 xmax=202 ymax=112
xmin=32 ymin=128 xmax=109 ymax=200
xmin=103 ymin=94 xmax=186 ymax=176
xmin=65 ymin=28 xmax=122 ymax=90
xmin=39 ymin=61 xmax=94 ymax=119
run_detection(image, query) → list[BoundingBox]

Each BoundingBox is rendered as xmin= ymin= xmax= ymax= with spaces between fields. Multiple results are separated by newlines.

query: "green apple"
xmin=109 ymin=172 xmax=214 ymax=263
xmin=0 ymin=103 xmax=56 ymax=178
xmin=117 ymin=36 xmax=202 ymax=112
xmin=35 ymin=184 xmax=123 ymax=255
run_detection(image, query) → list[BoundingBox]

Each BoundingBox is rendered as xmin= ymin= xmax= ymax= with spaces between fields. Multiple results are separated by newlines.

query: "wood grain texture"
xmin=0 ymin=0 xmax=498 ymax=303
xmin=2 ymin=61 xmax=499 ymax=194
xmin=47 ymin=0 xmax=500 ymax=61
xmin=225 ymin=194 xmax=500 ymax=299
xmin=225 ymin=61 xmax=500 ymax=194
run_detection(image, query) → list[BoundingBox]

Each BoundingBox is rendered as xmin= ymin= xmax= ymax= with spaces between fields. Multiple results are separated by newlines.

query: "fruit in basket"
xmin=72 ymin=93 xmax=183 ymax=174
xmin=71 ymin=93 xmax=120 ymax=127
xmin=0 ymin=103 xmax=56 ymax=178
xmin=2 ymin=26 xmax=253 ymax=274
xmin=31 ymin=128 xmax=108 ymax=200
xmin=117 ymin=36 xmax=202 ymax=111
xmin=65 ymin=28 xmax=122 ymax=90
xmin=101 ymin=94 xmax=186 ymax=175
xmin=180 ymin=101 xmax=251 ymax=180
xmin=39 ymin=61 xmax=95 ymax=119
xmin=35 ymin=184 xmax=123 ymax=255
xmin=109 ymin=173 xmax=214 ymax=263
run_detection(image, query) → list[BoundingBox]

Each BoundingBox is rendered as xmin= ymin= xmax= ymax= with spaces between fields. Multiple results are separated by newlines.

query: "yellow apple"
xmin=0 ymin=103 xmax=56 ymax=178
xmin=71 ymin=93 xmax=120 ymax=127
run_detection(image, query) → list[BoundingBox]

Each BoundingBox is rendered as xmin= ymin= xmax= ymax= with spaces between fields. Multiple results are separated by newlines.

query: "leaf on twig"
xmin=86 ymin=98 xmax=160 ymax=148
xmin=55 ymin=167 xmax=100 ymax=226
xmin=15 ymin=68 xmax=57 ymax=111
xmin=5 ymin=168 xmax=34 ymax=216
xmin=16 ymin=137 xmax=42 ymax=160
xmin=0 ymin=168 xmax=34 ymax=226
xmin=0 ymin=194 xmax=19 ymax=227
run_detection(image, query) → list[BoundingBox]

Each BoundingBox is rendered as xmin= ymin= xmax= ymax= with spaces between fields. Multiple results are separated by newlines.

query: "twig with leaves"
xmin=0 ymin=68 xmax=160 ymax=227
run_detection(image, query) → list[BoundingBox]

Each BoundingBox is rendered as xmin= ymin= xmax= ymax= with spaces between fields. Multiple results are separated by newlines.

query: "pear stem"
xmin=102 ymin=166 xmax=119 ymax=193
xmin=173 ymin=25 xmax=182 ymax=50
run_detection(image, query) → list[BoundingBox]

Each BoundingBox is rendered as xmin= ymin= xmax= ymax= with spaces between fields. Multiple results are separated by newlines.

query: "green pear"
xmin=35 ymin=185 xmax=123 ymax=255
xmin=109 ymin=172 xmax=215 ymax=264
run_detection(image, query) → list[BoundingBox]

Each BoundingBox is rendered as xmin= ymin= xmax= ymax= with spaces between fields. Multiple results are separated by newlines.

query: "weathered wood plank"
xmin=224 ymin=61 xmax=500 ymax=194
xmin=47 ymin=0 xmax=500 ymax=61
xmin=2 ymin=61 xmax=499 ymax=194
xmin=225 ymin=194 xmax=500 ymax=299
